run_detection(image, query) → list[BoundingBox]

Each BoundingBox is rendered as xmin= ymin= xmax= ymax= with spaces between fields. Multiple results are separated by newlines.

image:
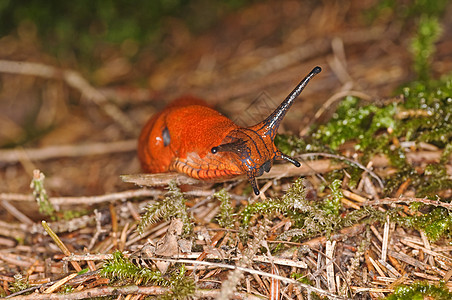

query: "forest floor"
xmin=1 ymin=1 xmax=452 ymax=299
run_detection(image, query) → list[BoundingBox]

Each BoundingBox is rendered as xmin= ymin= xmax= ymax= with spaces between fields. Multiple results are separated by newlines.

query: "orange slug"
xmin=138 ymin=66 xmax=321 ymax=195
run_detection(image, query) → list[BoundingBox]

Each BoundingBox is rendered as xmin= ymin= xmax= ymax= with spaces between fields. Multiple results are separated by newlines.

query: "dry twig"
xmin=0 ymin=140 xmax=136 ymax=163
xmin=0 ymin=60 xmax=136 ymax=135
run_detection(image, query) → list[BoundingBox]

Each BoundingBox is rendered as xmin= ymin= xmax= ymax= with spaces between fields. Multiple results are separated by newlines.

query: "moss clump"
xmin=305 ymin=74 xmax=452 ymax=194
xmin=0 ymin=1 xmax=253 ymax=68
xmin=240 ymin=178 xmax=309 ymax=229
xmin=311 ymin=75 xmax=452 ymax=153
xmin=272 ymin=75 xmax=452 ymax=241
xmin=395 ymin=207 xmax=452 ymax=242
xmin=101 ymin=251 xmax=167 ymax=285
xmin=275 ymin=134 xmax=330 ymax=156
xmin=410 ymin=15 xmax=442 ymax=81
xmin=417 ymin=164 xmax=452 ymax=197
xmin=322 ymin=179 xmax=343 ymax=216
xmin=30 ymin=170 xmax=56 ymax=219
xmin=312 ymin=96 xmax=397 ymax=151
xmin=137 ymin=181 xmax=192 ymax=235
xmin=9 ymin=274 xmax=31 ymax=294
xmin=102 ymin=251 xmax=195 ymax=299
xmin=386 ymin=281 xmax=452 ymax=300
xmin=397 ymin=86 xmax=452 ymax=146
xmin=239 ymin=179 xmax=383 ymax=242
xmin=215 ymin=189 xmax=234 ymax=229
xmin=159 ymin=265 xmax=195 ymax=300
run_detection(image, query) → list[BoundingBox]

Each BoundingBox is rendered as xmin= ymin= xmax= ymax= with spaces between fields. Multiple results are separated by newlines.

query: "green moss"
xmin=440 ymin=142 xmax=452 ymax=164
xmin=60 ymin=285 xmax=74 ymax=294
xmin=290 ymin=273 xmax=312 ymax=285
xmin=384 ymin=161 xmax=452 ymax=197
xmin=312 ymin=96 xmax=389 ymax=150
xmin=410 ymin=15 xmax=442 ymax=81
xmin=274 ymin=134 xmax=330 ymax=155
xmin=30 ymin=170 xmax=56 ymax=219
xmin=240 ymin=196 xmax=290 ymax=228
xmin=239 ymin=178 xmax=311 ymax=229
xmin=305 ymin=45 xmax=452 ymax=159
xmin=417 ymin=164 xmax=452 ymax=196
xmin=102 ymin=251 xmax=195 ymax=299
xmin=386 ymin=281 xmax=452 ymax=300
xmin=239 ymin=178 xmax=386 ymax=242
xmin=304 ymin=74 xmax=452 ymax=196
xmin=214 ymin=189 xmax=234 ymax=229
xmin=322 ymin=179 xmax=343 ymax=216
xmin=159 ymin=265 xmax=195 ymax=300
xmin=396 ymin=86 xmax=452 ymax=146
xmin=101 ymin=251 xmax=167 ymax=285
xmin=9 ymin=274 xmax=31 ymax=294
xmin=137 ymin=181 xmax=192 ymax=235
xmin=311 ymin=95 xmax=399 ymax=152
xmin=395 ymin=207 xmax=452 ymax=242
xmin=0 ymin=1 xmax=254 ymax=69
xmin=272 ymin=74 xmax=452 ymax=242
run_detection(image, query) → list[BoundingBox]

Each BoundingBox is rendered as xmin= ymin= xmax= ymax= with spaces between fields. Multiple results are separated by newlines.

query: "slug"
xmin=138 ymin=66 xmax=321 ymax=195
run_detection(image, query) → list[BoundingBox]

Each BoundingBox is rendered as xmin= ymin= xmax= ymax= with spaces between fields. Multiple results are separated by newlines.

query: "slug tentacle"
xmin=254 ymin=66 xmax=322 ymax=138
xmin=277 ymin=151 xmax=301 ymax=167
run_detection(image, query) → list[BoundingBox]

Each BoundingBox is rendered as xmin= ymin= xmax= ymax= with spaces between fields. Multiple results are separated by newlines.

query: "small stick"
xmin=121 ymin=158 xmax=344 ymax=187
xmin=0 ymin=200 xmax=34 ymax=225
xmin=41 ymin=221 xmax=82 ymax=272
xmin=365 ymin=197 xmax=452 ymax=210
xmin=88 ymin=210 xmax=107 ymax=251
xmin=367 ymin=256 xmax=386 ymax=277
xmin=381 ymin=216 xmax=390 ymax=262
xmin=387 ymin=250 xmax=430 ymax=270
xmin=326 ymin=240 xmax=337 ymax=293
xmin=43 ymin=273 xmax=78 ymax=294
xmin=64 ymin=252 xmax=308 ymax=269
xmin=1 ymin=189 xmax=161 ymax=207
xmin=341 ymin=189 xmax=368 ymax=203
xmin=400 ymin=239 xmax=452 ymax=266
xmin=150 ymin=257 xmax=349 ymax=300
xmin=420 ymin=230 xmax=435 ymax=267
xmin=0 ymin=140 xmax=136 ymax=163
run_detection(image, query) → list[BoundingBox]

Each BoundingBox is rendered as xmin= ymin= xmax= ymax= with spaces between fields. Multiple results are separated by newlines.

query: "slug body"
xmin=138 ymin=66 xmax=321 ymax=195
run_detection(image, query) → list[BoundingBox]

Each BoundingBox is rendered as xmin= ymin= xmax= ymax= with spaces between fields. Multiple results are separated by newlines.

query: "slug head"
xmin=211 ymin=66 xmax=321 ymax=195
